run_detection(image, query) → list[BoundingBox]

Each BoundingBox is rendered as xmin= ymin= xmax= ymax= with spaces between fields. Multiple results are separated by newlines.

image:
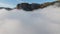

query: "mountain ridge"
xmin=0 ymin=1 xmax=60 ymax=11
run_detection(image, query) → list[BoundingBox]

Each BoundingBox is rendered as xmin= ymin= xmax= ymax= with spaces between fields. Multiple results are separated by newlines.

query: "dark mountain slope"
xmin=16 ymin=1 xmax=60 ymax=11
xmin=0 ymin=1 xmax=60 ymax=11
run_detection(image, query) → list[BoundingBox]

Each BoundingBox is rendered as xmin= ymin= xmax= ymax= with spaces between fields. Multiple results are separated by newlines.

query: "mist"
xmin=0 ymin=2 xmax=60 ymax=34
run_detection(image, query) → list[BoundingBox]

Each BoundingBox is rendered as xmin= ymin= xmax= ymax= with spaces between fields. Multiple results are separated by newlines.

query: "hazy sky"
xmin=0 ymin=0 xmax=55 ymax=8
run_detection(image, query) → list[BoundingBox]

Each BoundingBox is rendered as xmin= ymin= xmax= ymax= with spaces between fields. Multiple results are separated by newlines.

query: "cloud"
xmin=16 ymin=0 xmax=30 ymax=3
xmin=17 ymin=0 xmax=24 ymax=3
xmin=0 ymin=2 xmax=15 ymax=8
xmin=0 ymin=2 xmax=60 ymax=34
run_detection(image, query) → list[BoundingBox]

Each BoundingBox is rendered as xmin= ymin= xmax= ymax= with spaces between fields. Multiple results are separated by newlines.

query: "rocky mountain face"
xmin=16 ymin=3 xmax=40 ymax=11
xmin=0 ymin=1 xmax=60 ymax=11
xmin=16 ymin=1 xmax=60 ymax=11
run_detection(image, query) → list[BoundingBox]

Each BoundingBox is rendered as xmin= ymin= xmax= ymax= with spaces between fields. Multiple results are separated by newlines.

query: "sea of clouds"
xmin=0 ymin=3 xmax=60 ymax=34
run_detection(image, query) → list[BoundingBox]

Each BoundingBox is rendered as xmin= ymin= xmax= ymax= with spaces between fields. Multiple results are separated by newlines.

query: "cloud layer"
xmin=0 ymin=3 xmax=60 ymax=34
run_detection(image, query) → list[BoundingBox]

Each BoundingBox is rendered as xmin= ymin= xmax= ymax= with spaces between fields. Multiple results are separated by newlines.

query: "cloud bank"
xmin=0 ymin=3 xmax=60 ymax=34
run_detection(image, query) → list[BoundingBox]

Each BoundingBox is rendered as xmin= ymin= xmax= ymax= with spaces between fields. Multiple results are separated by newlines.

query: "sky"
xmin=0 ymin=0 xmax=55 ymax=8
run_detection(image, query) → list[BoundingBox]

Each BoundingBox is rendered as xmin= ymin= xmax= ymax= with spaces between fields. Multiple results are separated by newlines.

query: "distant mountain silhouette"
xmin=0 ymin=7 xmax=13 ymax=10
xmin=0 ymin=1 xmax=60 ymax=11
xmin=16 ymin=1 xmax=60 ymax=11
xmin=16 ymin=3 xmax=40 ymax=11
xmin=4 ymin=8 xmax=13 ymax=10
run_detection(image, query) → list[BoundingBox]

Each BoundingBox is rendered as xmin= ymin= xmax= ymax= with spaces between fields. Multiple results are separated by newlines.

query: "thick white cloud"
xmin=0 ymin=9 xmax=49 ymax=34
xmin=0 ymin=3 xmax=60 ymax=34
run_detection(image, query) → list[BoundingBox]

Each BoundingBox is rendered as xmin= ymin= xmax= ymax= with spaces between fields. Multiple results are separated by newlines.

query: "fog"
xmin=0 ymin=3 xmax=60 ymax=34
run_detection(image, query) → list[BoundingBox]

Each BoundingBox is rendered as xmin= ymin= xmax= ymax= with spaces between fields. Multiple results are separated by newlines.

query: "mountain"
xmin=0 ymin=7 xmax=13 ymax=11
xmin=0 ymin=1 xmax=60 ymax=11
xmin=16 ymin=1 xmax=60 ymax=11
